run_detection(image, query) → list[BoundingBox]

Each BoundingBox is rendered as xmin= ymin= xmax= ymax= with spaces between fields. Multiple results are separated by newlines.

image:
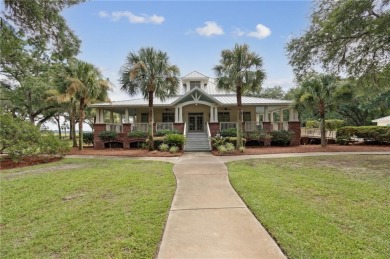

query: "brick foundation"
xmin=93 ymin=124 xmax=106 ymax=149
xmin=262 ymin=122 xmax=272 ymax=146
xmin=173 ymin=123 xmax=185 ymax=134
xmin=209 ymin=122 xmax=220 ymax=136
xmin=288 ymin=121 xmax=301 ymax=146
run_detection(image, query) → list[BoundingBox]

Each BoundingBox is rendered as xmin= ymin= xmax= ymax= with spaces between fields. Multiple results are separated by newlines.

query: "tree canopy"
xmin=120 ymin=47 xmax=180 ymax=150
xmin=2 ymin=0 xmax=85 ymax=58
xmin=287 ymin=0 xmax=390 ymax=80
xmin=214 ymin=43 xmax=266 ymax=149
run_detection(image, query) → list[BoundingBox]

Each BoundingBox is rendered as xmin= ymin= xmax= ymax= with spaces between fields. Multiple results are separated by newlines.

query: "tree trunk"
xmin=55 ymin=115 xmax=62 ymax=139
xmin=236 ymin=85 xmax=243 ymax=149
xmin=148 ymin=90 xmax=154 ymax=151
xmin=71 ymin=102 xmax=77 ymax=147
xmin=79 ymin=97 xmax=84 ymax=150
xmin=319 ymin=101 xmax=326 ymax=147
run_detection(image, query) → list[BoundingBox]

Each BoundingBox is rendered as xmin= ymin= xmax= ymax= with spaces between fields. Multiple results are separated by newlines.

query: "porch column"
xmin=175 ymin=105 xmax=183 ymax=123
xmin=263 ymin=106 xmax=269 ymax=122
xmin=214 ymin=106 xmax=218 ymax=122
xmin=289 ymin=109 xmax=299 ymax=122
xmin=210 ymin=106 xmax=214 ymax=122
xmin=125 ymin=109 xmax=129 ymax=123
xmin=96 ymin=108 xmax=101 ymax=123
xmin=279 ymin=109 xmax=284 ymax=130
xmin=110 ymin=111 xmax=114 ymax=123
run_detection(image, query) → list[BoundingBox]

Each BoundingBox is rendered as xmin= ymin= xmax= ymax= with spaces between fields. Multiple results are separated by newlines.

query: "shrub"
xmin=98 ymin=131 xmax=118 ymax=148
xmin=225 ymin=142 xmax=235 ymax=152
xmin=270 ymin=130 xmax=293 ymax=146
xmin=83 ymin=132 xmax=94 ymax=145
xmin=127 ymin=130 xmax=148 ymax=138
xmin=336 ymin=126 xmax=390 ymax=144
xmin=169 ymin=146 xmax=179 ymax=153
xmin=226 ymin=137 xmax=246 ymax=146
xmin=239 ymin=146 xmax=246 ymax=153
xmin=155 ymin=129 xmax=180 ymax=136
xmin=159 ymin=143 xmax=169 ymax=152
xmin=305 ymin=120 xmax=319 ymax=128
xmin=211 ymin=135 xmax=226 ymax=149
xmin=245 ymin=130 xmax=271 ymax=141
xmin=220 ymin=128 xmax=240 ymax=137
xmin=0 ymin=113 xmax=70 ymax=162
xmin=325 ymin=120 xmax=344 ymax=131
xmin=217 ymin=145 xmax=227 ymax=154
xmin=164 ymin=134 xmax=186 ymax=148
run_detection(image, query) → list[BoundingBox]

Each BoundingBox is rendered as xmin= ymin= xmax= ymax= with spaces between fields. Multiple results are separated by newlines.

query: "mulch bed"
xmin=1 ymin=156 xmax=63 ymax=170
xmin=67 ymin=147 xmax=183 ymax=157
xmin=2 ymin=144 xmax=389 ymax=170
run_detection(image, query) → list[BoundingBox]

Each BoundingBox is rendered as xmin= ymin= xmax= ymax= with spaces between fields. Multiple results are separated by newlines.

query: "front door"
xmin=188 ymin=113 xmax=204 ymax=132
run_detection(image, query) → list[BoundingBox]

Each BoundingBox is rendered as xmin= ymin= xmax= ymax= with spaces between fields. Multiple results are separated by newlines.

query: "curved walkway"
xmin=157 ymin=152 xmax=286 ymax=259
xmin=66 ymin=151 xmax=390 ymax=258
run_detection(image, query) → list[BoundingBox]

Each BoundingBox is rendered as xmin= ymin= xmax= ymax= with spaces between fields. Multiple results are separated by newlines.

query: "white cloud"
xmin=195 ymin=21 xmax=224 ymax=37
xmin=98 ymin=11 xmax=109 ymax=18
xmin=232 ymin=27 xmax=245 ymax=37
xmin=247 ymin=24 xmax=271 ymax=39
xmin=98 ymin=10 xmax=165 ymax=24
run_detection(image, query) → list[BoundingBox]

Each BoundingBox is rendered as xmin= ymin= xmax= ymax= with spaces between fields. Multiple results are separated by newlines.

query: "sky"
xmin=62 ymin=0 xmax=313 ymax=102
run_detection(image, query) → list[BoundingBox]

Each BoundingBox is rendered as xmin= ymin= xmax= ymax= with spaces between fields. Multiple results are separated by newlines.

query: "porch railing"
xmin=245 ymin=121 xmax=262 ymax=132
xmin=220 ymin=122 xmax=237 ymax=131
xmin=206 ymin=122 xmax=211 ymax=150
xmin=271 ymin=122 xmax=289 ymax=131
xmin=106 ymin=123 xmax=123 ymax=133
xmin=301 ymin=128 xmax=337 ymax=139
xmin=132 ymin=123 xmax=148 ymax=132
xmin=156 ymin=122 xmax=173 ymax=131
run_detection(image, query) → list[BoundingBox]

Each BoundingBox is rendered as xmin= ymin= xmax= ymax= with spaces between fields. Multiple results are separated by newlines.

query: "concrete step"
xmin=185 ymin=133 xmax=211 ymax=151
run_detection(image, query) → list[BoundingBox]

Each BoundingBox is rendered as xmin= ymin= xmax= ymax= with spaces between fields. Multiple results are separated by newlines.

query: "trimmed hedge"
xmin=155 ymin=129 xmax=180 ymax=136
xmin=127 ymin=130 xmax=148 ymax=138
xmin=270 ymin=130 xmax=293 ymax=146
xmin=83 ymin=132 xmax=94 ymax=145
xmin=336 ymin=126 xmax=390 ymax=144
xmin=220 ymin=128 xmax=240 ymax=137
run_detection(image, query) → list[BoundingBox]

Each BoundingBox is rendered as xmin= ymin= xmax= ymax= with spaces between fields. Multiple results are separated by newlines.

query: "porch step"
xmin=184 ymin=132 xmax=211 ymax=152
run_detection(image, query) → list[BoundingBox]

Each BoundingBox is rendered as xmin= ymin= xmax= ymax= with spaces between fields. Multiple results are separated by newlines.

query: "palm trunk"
xmin=148 ymin=90 xmax=154 ymax=151
xmin=71 ymin=102 xmax=77 ymax=147
xmin=236 ymin=85 xmax=243 ymax=149
xmin=79 ymin=97 xmax=84 ymax=150
xmin=319 ymin=102 xmax=326 ymax=147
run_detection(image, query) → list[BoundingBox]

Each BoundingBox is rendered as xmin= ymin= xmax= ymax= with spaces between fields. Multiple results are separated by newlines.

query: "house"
xmin=372 ymin=116 xmax=390 ymax=126
xmin=89 ymin=71 xmax=301 ymax=150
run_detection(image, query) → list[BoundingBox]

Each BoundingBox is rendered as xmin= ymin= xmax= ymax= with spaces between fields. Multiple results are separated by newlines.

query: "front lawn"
xmin=1 ymin=158 xmax=175 ymax=258
xmin=228 ymin=155 xmax=390 ymax=258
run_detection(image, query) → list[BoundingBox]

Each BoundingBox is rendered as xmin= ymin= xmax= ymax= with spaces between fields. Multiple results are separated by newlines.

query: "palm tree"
xmin=59 ymin=60 xmax=110 ymax=150
xmin=213 ymin=44 xmax=266 ymax=149
xmin=293 ymin=73 xmax=339 ymax=147
xmin=119 ymin=47 xmax=180 ymax=151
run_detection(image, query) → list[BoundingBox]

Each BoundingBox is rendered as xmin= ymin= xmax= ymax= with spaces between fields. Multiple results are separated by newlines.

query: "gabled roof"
xmin=172 ymin=87 xmax=222 ymax=105
xmin=182 ymin=71 xmax=209 ymax=79
xmin=372 ymin=116 xmax=390 ymax=122
xmin=214 ymin=95 xmax=292 ymax=105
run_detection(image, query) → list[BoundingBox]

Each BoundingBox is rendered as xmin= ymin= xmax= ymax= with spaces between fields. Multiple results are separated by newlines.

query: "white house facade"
xmin=90 ymin=71 xmax=301 ymax=150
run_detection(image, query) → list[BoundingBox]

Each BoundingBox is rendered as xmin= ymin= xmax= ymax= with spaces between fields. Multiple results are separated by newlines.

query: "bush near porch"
xmin=336 ymin=126 xmax=390 ymax=145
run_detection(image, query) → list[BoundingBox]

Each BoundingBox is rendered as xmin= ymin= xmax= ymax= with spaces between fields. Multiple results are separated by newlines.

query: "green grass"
xmin=228 ymin=155 xmax=390 ymax=259
xmin=1 ymin=158 xmax=175 ymax=258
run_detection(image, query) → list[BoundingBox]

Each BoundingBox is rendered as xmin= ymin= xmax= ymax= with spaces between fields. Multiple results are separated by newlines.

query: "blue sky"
xmin=62 ymin=0 xmax=312 ymax=101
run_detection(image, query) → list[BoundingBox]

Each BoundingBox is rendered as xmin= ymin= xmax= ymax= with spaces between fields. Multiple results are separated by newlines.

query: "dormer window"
xmin=190 ymin=81 xmax=201 ymax=90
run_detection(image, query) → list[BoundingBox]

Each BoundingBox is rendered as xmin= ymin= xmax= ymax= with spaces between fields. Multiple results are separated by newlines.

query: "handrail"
xmin=156 ymin=122 xmax=173 ymax=131
xmin=106 ymin=123 xmax=123 ymax=133
xmin=206 ymin=122 xmax=211 ymax=150
xmin=220 ymin=122 xmax=237 ymax=131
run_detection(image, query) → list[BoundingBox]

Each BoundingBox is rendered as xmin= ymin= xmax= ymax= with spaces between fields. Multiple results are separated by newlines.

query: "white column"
xmin=100 ymin=109 xmax=104 ymax=123
xmin=289 ymin=109 xmax=294 ymax=121
xmin=125 ymin=109 xmax=129 ymax=123
xmin=279 ymin=109 xmax=283 ymax=123
xmin=214 ymin=107 xmax=218 ymax=122
xmin=110 ymin=111 xmax=114 ymax=123
xmin=263 ymin=106 xmax=269 ymax=122
xmin=175 ymin=106 xmax=179 ymax=123
xmin=179 ymin=105 xmax=183 ymax=123
xmin=294 ymin=109 xmax=299 ymax=121
xmin=270 ymin=112 xmax=274 ymax=122
xmin=210 ymin=106 xmax=214 ymax=122
xmin=96 ymin=108 xmax=100 ymax=123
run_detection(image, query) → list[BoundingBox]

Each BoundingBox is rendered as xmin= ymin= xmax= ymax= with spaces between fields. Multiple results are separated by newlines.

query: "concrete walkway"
xmin=157 ymin=152 xmax=286 ymax=259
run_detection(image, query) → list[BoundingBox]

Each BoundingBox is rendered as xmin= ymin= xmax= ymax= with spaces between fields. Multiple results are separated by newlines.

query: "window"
xmin=141 ymin=113 xmax=148 ymax=123
xmin=190 ymin=81 xmax=201 ymax=90
xmin=218 ymin=112 xmax=230 ymax=122
xmin=162 ymin=112 xmax=174 ymax=122
xmin=243 ymin=112 xmax=251 ymax=122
